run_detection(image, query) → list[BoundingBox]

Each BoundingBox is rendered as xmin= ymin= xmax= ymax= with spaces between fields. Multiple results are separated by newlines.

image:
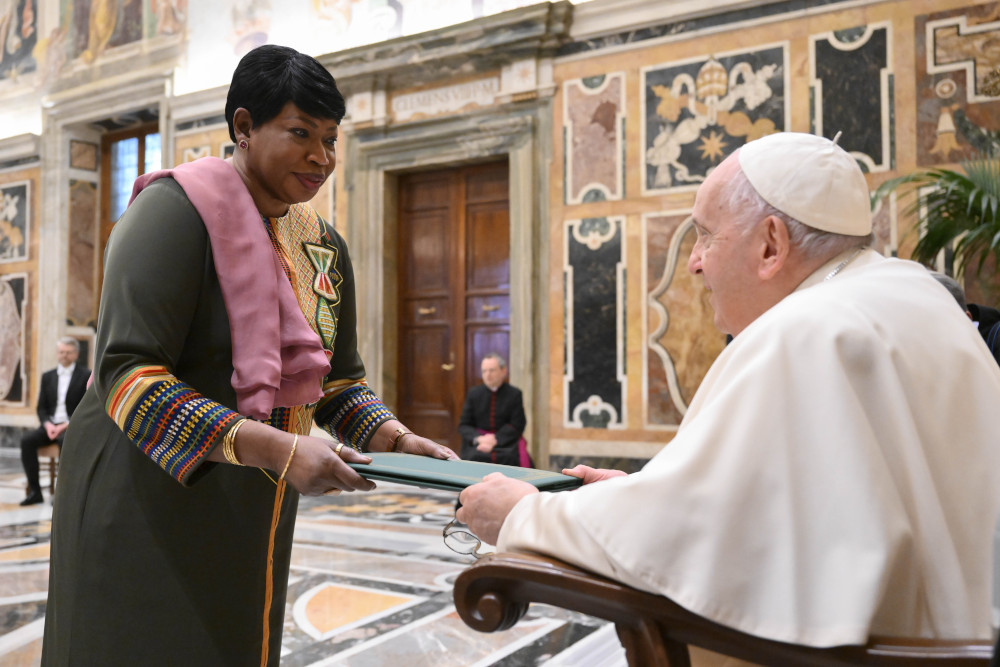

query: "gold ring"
xmin=334 ymin=442 xmax=345 ymax=456
xmin=323 ymin=488 xmax=342 ymax=496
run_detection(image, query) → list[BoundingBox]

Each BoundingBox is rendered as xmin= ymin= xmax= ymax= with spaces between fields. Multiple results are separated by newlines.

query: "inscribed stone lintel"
xmin=391 ymin=78 xmax=501 ymax=123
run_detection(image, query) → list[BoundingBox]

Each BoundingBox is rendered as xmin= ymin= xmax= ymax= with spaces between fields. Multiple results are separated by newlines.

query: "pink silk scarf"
xmin=129 ymin=157 xmax=330 ymax=419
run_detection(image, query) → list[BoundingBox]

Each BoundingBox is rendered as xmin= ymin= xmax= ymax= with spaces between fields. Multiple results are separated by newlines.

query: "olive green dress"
xmin=43 ymin=177 xmax=394 ymax=666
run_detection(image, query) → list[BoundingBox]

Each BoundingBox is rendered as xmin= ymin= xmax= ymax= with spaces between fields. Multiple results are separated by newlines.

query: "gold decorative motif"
xmin=696 ymin=57 xmax=728 ymax=100
xmin=984 ymin=66 xmax=1000 ymax=96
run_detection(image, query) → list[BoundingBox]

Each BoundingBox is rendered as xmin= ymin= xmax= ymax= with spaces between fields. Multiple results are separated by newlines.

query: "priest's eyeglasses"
xmin=443 ymin=518 xmax=489 ymax=559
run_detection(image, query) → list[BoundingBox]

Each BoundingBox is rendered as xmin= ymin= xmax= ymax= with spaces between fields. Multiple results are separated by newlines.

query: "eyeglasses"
xmin=443 ymin=518 xmax=490 ymax=559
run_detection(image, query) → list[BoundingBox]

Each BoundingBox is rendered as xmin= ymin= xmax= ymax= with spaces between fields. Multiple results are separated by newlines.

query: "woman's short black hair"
xmin=225 ymin=45 xmax=346 ymax=142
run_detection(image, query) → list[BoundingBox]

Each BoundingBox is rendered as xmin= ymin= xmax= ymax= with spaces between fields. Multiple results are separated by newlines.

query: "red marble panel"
xmin=564 ymin=73 xmax=625 ymax=204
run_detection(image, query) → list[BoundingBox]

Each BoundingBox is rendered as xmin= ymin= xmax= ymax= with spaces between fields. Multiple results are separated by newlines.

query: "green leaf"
xmin=872 ymin=160 xmax=1000 ymax=278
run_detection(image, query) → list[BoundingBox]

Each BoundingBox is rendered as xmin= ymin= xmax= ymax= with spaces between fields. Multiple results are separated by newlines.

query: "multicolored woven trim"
xmin=317 ymin=383 xmax=395 ymax=450
xmin=106 ymin=365 xmax=240 ymax=484
xmin=260 ymin=405 xmax=315 ymax=437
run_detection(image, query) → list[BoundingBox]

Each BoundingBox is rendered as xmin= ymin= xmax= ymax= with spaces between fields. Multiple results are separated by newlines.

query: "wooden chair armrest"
xmin=453 ymin=552 xmax=993 ymax=667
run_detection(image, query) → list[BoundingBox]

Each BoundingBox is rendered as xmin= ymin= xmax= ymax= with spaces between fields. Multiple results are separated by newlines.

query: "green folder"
xmin=347 ymin=453 xmax=583 ymax=492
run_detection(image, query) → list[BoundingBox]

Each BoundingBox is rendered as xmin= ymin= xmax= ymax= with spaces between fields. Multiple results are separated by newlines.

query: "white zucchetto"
xmin=738 ymin=132 xmax=873 ymax=236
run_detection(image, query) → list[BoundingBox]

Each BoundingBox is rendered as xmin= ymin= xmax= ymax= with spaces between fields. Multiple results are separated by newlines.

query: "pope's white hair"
xmin=725 ymin=163 xmax=873 ymax=262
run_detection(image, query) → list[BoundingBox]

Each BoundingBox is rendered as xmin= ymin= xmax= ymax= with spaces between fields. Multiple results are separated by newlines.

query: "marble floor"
xmin=0 ymin=450 xmax=627 ymax=666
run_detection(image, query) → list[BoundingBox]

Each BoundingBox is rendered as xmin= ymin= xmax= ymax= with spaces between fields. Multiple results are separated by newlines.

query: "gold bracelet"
xmin=390 ymin=427 xmax=412 ymax=452
xmin=279 ymin=434 xmax=298 ymax=481
xmin=223 ymin=418 xmax=247 ymax=466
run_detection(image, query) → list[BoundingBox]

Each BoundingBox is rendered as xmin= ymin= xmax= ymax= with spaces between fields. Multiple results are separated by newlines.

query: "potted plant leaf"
xmin=871 ymin=158 xmax=999 ymax=275
xmin=871 ymin=63 xmax=1000 ymax=301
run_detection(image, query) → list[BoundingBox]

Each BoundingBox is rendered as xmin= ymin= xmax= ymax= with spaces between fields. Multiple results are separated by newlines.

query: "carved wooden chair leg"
xmin=617 ymin=620 xmax=691 ymax=667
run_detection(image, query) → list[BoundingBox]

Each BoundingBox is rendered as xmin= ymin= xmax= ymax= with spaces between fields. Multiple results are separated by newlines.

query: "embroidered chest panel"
xmin=266 ymin=205 xmax=343 ymax=350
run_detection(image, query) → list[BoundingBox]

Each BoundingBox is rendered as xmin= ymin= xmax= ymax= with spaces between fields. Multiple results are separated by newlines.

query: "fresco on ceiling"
xmin=0 ymin=0 xmax=38 ymax=85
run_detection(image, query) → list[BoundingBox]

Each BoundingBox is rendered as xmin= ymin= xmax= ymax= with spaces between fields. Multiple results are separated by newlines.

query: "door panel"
xmin=397 ymin=161 xmax=510 ymax=452
xmin=408 ymin=210 xmax=451 ymax=291
xmin=401 ymin=327 xmax=452 ymax=411
xmin=467 ymin=203 xmax=510 ymax=289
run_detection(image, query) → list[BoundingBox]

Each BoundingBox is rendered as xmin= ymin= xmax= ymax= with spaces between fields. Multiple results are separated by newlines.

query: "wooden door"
xmin=396 ymin=161 xmax=510 ymax=452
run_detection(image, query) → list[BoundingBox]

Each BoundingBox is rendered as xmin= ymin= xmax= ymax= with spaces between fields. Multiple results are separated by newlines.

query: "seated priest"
xmin=458 ymin=353 xmax=530 ymax=467
xmin=458 ymin=132 xmax=1000 ymax=655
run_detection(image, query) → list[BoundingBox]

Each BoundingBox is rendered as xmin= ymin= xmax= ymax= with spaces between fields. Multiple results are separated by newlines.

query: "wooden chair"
xmin=36 ymin=443 xmax=60 ymax=494
xmin=454 ymin=552 xmax=993 ymax=666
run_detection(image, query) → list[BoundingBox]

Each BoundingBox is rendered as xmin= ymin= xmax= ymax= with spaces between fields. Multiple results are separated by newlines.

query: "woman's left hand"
xmin=397 ymin=433 xmax=458 ymax=460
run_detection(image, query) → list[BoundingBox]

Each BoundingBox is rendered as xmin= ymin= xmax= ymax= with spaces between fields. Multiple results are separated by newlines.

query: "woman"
xmin=43 ymin=45 xmax=455 ymax=665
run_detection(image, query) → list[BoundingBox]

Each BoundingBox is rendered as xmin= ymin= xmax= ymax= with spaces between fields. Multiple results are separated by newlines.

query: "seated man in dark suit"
xmin=19 ymin=338 xmax=90 ymax=505
xmin=968 ymin=303 xmax=1000 ymax=366
xmin=458 ymin=353 xmax=529 ymax=467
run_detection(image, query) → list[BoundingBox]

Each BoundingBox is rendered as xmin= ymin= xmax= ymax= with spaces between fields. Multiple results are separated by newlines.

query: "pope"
xmin=458 ymin=132 xmax=1000 ymax=650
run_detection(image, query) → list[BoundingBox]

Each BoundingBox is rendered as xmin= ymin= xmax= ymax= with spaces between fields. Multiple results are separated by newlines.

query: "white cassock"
xmin=499 ymin=248 xmax=1000 ymax=647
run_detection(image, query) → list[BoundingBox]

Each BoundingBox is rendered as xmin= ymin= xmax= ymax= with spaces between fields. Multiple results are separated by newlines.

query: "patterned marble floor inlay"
xmin=0 ymin=451 xmax=626 ymax=666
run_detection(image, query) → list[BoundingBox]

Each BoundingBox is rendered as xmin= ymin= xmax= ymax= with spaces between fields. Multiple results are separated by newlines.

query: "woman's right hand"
xmin=562 ymin=464 xmax=628 ymax=485
xmin=274 ymin=435 xmax=376 ymax=496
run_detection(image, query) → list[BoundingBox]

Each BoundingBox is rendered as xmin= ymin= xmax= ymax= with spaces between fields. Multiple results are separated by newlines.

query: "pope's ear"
xmin=758 ymin=215 xmax=790 ymax=280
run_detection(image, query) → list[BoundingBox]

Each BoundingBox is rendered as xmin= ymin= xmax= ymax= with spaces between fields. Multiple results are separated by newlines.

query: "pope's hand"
xmin=456 ymin=472 xmax=537 ymax=546
xmin=562 ymin=464 xmax=628 ymax=485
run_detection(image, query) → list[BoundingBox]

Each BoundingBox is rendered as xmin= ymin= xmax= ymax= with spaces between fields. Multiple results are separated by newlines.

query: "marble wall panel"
xmin=564 ymin=216 xmax=625 ymax=429
xmin=563 ymin=73 xmax=625 ymax=204
xmin=173 ymin=127 xmax=228 ymax=168
xmin=0 ymin=273 xmax=26 ymax=406
xmin=182 ymin=145 xmax=209 ymax=162
xmin=644 ymin=213 xmax=725 ymax=430
xmin=916 ymin=3 xmax=1000 ymax=165
xmin=0 ymin=166 xmax=36 ymax=416
xmin=69 ymin=140 xmax=98 ymax=171
xmin=810 ymin=23 xmax=894 ymax=172
xmin=0 ymin=181 xmax=29 ymax=263
xmin=642 ymin=44 xmax=788 ymax=195
xmin=67 ymin=180 xmax=97 ymax=328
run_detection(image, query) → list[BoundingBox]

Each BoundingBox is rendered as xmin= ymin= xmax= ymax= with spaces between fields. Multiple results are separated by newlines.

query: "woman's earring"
xmin=238 ymin=139 xmax=249 ymax=150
